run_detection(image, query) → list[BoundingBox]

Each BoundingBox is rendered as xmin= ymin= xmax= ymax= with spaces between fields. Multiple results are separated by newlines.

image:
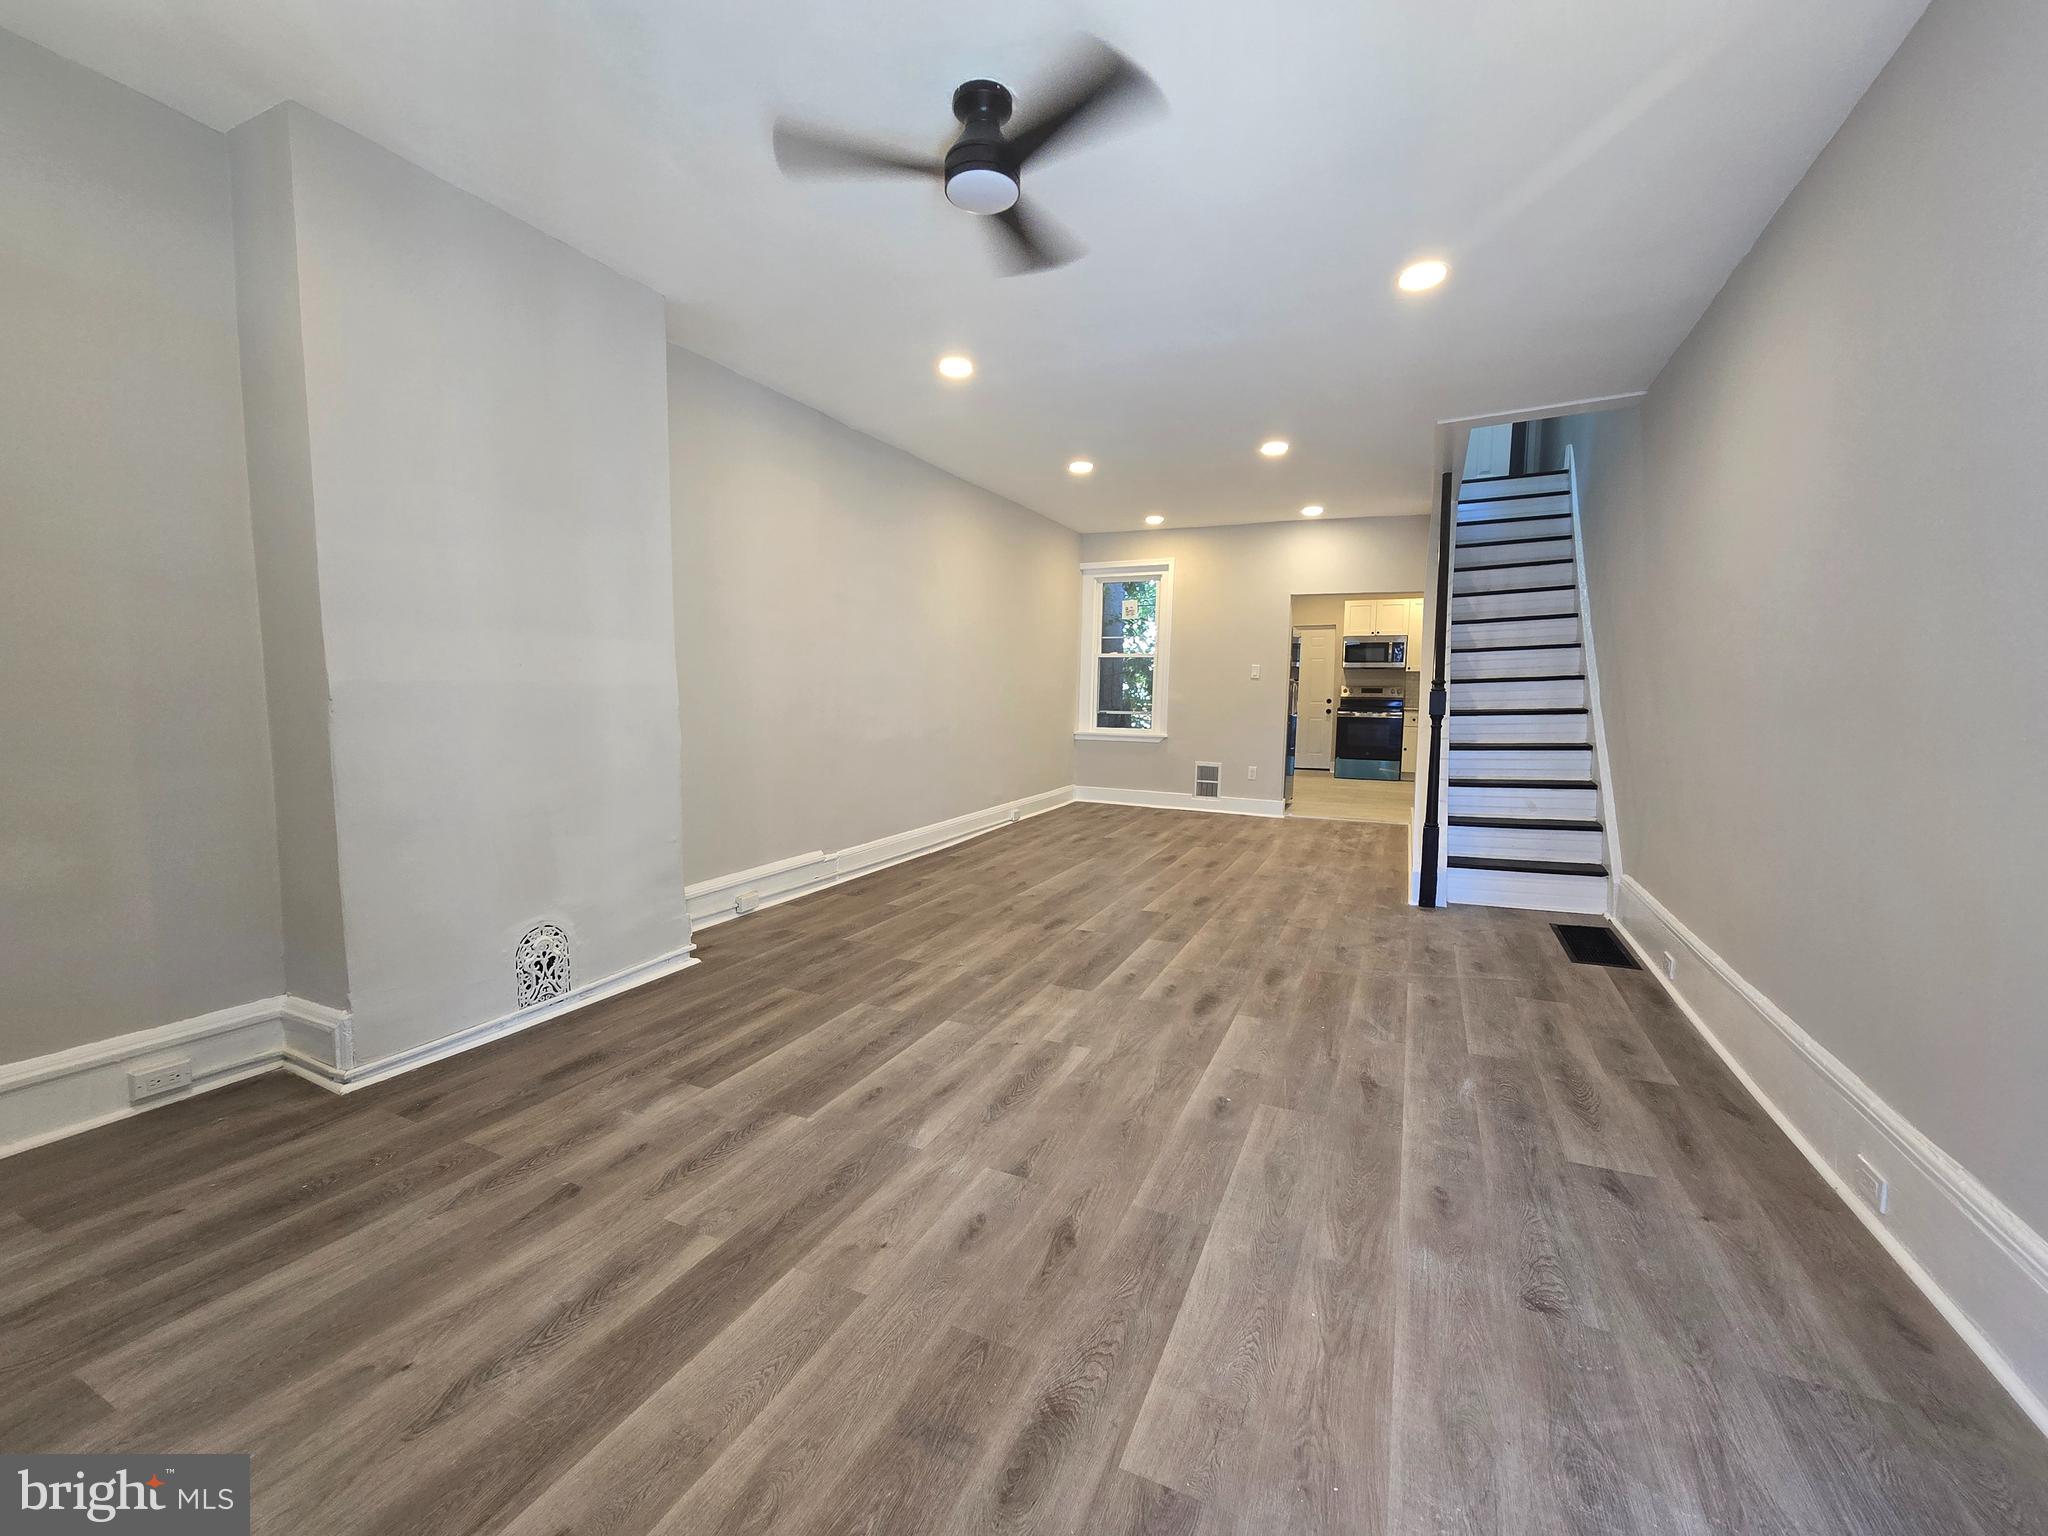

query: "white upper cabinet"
xmin=1341 ymin=596 xmax=1425 ymax=667
xmin=1342 ymin=598 xmax=1410 ymax=636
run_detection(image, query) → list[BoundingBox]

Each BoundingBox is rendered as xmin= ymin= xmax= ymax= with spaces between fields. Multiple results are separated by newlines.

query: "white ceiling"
xmin=2 ymin=0 xmax=1925 ymax=530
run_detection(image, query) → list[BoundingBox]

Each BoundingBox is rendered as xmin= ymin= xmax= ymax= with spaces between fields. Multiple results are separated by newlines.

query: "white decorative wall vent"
xmin=1194 ymin=762 xmax=1222 ymax=799
xmin=515 ymin=923 xmax=572 ymax=1008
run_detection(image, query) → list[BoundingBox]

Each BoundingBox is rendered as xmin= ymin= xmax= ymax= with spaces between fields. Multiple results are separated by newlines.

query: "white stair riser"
xmin=1450 ymin=746 xmax=1595 ymax=780
xmin=1452 ymin=616 xmax=1580 ymax=649
xmin=1454 ymin=561 xmax=1577 ymax=594
xmin=1456 ymin=538 xmax=1575 ymax=568
xmin=1456 ymin=515 xmax=1573 ymax=546
xmin=1450 ymin=714 xmax=1590 ymax=745
xmin=1450 ymin=678 xmax=1586 ymax=710
xmin=1451 ymin=646 xmax=1583 ymax=681
xmin=1449 ymin=784 xmax=1600 ymax=819
xmin=1450 ymin=824 xmax=1606 ymax=864
xmin=1452 ymin=588 xmax=1578 ymax=621
xmin=1458 ymin=472 xmax=1568 ymax=502
xmin=1455 ymin=493 xmax=1572 ymax=525
xmin=1445 ymin=865 xmax=1608 ymax=915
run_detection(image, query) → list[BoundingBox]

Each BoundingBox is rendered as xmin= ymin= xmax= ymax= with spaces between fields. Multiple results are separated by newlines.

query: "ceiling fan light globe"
xmin=945 ymin=167 xmax=1020 ymax=214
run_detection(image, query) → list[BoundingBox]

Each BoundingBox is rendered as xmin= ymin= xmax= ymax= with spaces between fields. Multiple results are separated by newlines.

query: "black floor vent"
xmin=1552 ymin=923 xmax=1639 ymax=969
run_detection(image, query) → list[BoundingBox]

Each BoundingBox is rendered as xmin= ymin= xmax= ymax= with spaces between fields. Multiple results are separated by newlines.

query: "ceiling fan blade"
xmin=771 ymin=120 xmax=939 ymax=179
xmin=986 ymin=202 xmax=1083 ymax=274
xmin=1006 ymin=37 xmax=1164 ymax=169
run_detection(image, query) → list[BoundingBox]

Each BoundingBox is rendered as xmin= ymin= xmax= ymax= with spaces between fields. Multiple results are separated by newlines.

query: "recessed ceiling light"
xmin=1068 ymin=459 xmax=1095 ymax=476
xmin=1144 ymin=514 xmax=1165 ymax=526
xmin=1259 ymin=439 xmax=1290 ymax=458
xmin=936 ymin=354 xmax=975 ymax=380
xmin=1300 ymin=504 xmax=1325 ymax=517
xmin=1397 ymin=259 xmax=1449 ymax=293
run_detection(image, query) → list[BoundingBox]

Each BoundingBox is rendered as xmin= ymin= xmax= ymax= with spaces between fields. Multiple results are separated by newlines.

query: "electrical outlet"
xmin=1249 ymin=663 xmax=1262 ymax=679
xmin=1246 ymin=765 xmax=1257 ymax=780
xmin=1855 ymin=1153 xmax=1890 ymax=1215
xmin=128 ymin=1058 xmax=192 ymax=1102
xmin=1662 ymin=951 xmax=1677 ymax=981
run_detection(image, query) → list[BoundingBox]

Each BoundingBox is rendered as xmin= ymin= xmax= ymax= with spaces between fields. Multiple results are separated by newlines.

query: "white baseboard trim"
xmin=294 ymin=945 xmax=700 ymax=1093
xmin=1 ymin=938 xmax=705 ymax=1153
xmin=0 ymin=993 xmax=347 ymax=1161
xmin=1612 ymin=875 xmax=2048 ymax=1437
xmin=1072 ymin=785 xmax=1285 ymax=818
xmin=685 ymin=785 xmax=1076 ymax=930
xmin=279 ymin=995 xmax=354 ymax=1081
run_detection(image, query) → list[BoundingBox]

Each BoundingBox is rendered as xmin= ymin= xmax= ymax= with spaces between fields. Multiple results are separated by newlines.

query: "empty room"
xmin=3 ymin=0 xmax=2045 ymax=1530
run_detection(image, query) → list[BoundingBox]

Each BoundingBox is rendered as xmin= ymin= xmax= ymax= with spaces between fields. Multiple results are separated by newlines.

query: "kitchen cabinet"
xmin=1401 ymin=716 xmax=1418 ymax=776
xmin=1404 ymin=597 xmax=1424 ymax=665
xmin=1342 ymin=598 xmax=1414 ymax=638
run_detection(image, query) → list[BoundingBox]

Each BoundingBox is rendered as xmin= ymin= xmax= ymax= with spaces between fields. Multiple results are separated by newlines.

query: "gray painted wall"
xmin=0 ymin=32 xmax=283 ymax=1065
xmin=669 ymin=347 xmax=1077 ymax=885
xmin=228 ymin=106 xmax=349 ymax=1010
xmin=1564 ymin=0 xmax=2048 ymax=1231
xmin=1074 ymin=519 xmax=1429 ymax=799
xmin=270 ymin=107 xmax=691 ymax=1065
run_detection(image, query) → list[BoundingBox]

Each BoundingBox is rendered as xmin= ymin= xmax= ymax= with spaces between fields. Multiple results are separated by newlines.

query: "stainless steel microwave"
xmin=1343 ymin=634 xmax=1406 ymax=668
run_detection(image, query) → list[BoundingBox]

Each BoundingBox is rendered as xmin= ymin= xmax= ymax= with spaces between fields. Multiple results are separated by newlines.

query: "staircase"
xmin=1441 ymin=466 xmax=1611 ymax=914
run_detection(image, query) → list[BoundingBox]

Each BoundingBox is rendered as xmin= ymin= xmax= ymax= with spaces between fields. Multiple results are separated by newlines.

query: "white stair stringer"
xmin=1436 ymin=457 xmax=1617 ymax=917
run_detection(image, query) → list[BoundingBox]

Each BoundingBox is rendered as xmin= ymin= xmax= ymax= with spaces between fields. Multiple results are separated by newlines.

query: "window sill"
xmin=1073 ymin=729 xmax=1167 ymax=742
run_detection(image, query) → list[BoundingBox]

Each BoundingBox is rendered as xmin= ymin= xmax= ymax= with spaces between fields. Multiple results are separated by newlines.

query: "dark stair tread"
xmin=1449 ymin=741 xmax=1591 ymax=751
xmin=1455 ymin=532 xmax=1574 ymax=549
xmin=1450 ymin=777 xmax=1598 ymax=789
xmin=1451 ymin=583 xmax=1578 ymax=597
xmin=1454 ymin=557 xmax=1576 ymax=574
xmin=1453 ymin=612 xmax=1579 ymax=624
xmin=1459 ymin=471 xmax=1567 ymax=485
xmin=1456 ymin=488 xmax=1572 ymax=505
xmin=1454 ymin=510 xmax=1573 ymax=527
xmin=1452 ymin=641 xmax=1581 ymax=652
xmin=1451 ymin=673 xmax=1586 ymax=683
xmin=1449 ymin=855 xmax=1610 ymax=877
xmin=1451 ymin=815 xmax=1603 ymax=831
xmin=1451 ymin=707 xmax=1587 ymax=716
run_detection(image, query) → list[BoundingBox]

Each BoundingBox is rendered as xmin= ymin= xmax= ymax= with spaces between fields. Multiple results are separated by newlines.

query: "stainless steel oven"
xmin=1334 ymin=693 xmax=1403 ymax=781
xmin=1343 ymin=633 xmax=1406 ymax=668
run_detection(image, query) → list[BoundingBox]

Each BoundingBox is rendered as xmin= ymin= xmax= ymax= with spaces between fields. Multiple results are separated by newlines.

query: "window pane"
xmin=1096 ymin=656 xmax=1155 ymax=729
xmin=1098 ymin=579 xmax=1158 ymax=655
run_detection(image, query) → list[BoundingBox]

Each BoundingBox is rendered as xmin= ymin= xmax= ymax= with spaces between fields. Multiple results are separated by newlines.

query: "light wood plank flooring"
xmin=2 ymin=804 xmax=2042 ymax=1534
xmin=1287 ymin=768 xmax=1413 ymax=824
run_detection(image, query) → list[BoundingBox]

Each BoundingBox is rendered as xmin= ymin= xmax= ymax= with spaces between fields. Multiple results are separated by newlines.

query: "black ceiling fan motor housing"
xmin=946 ymin=80 xmax=1015 ymax=180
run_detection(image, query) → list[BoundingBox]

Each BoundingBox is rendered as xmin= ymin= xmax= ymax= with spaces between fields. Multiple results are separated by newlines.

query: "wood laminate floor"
xmin=1286 ymin=769 xmax=1413 ymax=825
xmin=3 ymin=804 xmax=2043 ymax=1534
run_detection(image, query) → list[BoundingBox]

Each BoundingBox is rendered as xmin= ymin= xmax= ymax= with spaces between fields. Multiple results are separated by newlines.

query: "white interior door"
xmin=1295 ymin=627 xmax=1336 ymax=770
xmin=1465 ymin=423 xmax=1512 ymax=478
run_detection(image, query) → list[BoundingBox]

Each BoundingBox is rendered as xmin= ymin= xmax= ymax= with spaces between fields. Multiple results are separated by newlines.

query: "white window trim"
xmin=1075 ymin=557 xmax=1174 ymax=740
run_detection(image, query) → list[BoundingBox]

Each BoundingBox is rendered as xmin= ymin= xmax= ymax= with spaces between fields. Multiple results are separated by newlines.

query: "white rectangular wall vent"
xmin=1193 ymin=762 xmax=1222 ymax=799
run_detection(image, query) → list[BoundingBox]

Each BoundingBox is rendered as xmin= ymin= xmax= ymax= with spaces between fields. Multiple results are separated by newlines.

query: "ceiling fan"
xmin=771 ymin=37 xmax=1164 ymax=274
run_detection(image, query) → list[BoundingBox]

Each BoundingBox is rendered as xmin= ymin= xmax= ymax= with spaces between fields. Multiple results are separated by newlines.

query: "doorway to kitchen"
xmin=1285 ymin=590 xmax=1421 ymax=826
